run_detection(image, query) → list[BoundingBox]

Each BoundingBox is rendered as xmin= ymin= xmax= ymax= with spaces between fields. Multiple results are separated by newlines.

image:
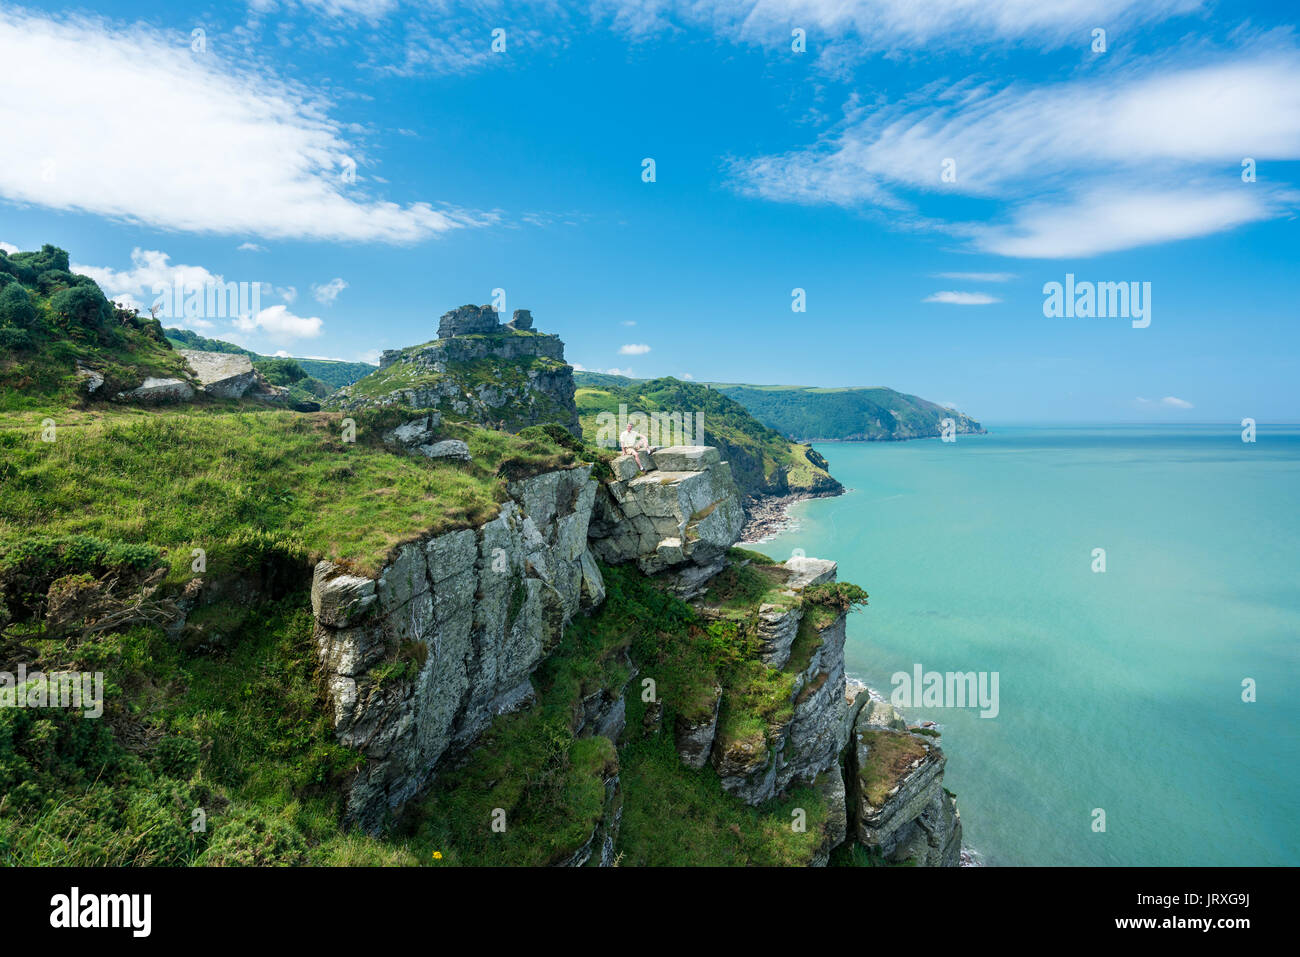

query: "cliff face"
xmin=313 ymin=464 xmax=604 ymax=831
xmin=311 ymin=443 xmax=964 ymax=865
xmin=329 ymin=304 xmax=581 ymax=435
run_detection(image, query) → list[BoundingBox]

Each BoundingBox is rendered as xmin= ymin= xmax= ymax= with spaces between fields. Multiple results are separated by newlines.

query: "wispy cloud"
xmin=924 ymin=291 xmax=1001 ymax=305
xmin=935 ymin=272 xmax=1016 ymax=282
xmin=619 ymin=343 xmax=651 ymax=355
xmin=598 ymin=0 xmax=1202 ymax=56
xmin=312 ymin=278 xmax=348 ymax=305
xmin=731 ymin=43 xmax=1300 ymax=256
xmin=1137 ymin=395 xmax=1195 ymax=409
xmin=0 ymin=7 xmax=491 ymax=243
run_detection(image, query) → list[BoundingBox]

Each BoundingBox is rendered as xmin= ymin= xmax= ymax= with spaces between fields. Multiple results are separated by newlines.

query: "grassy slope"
xmin=1 ymin=248 xmax=192 ymax=413
xmin=573 ymin=373 xmax=840 ymax=502
xmin=0 ymin=406 xmax=580 ymax=581
xmin=704 ymin=382 xmax=984 ymax=442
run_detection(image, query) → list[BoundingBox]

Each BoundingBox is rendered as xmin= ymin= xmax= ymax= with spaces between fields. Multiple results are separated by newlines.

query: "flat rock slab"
xmin=784 ymin=555 xmax=838 ymax=589
xmin=650 ymin=446 xmax=721 ymax=472
xmin=179 ymin=349 xmax=257 ymax=398
xmin=419 ymin=439 xmax=472 ymax=462
xmin=122 ymin=377 xmax=195 ymax=404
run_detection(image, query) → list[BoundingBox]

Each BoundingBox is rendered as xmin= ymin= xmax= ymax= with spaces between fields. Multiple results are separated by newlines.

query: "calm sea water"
xmin=759 ymin=425 xmax=1300 ymax=866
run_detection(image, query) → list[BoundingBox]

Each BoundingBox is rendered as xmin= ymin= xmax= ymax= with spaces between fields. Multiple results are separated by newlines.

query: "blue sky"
xmin=1 ymin=0 xmax=1297 ymax=422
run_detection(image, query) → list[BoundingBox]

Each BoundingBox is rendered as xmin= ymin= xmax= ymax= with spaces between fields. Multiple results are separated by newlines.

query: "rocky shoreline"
xmin=739 ymin=488 xmax=843 ymax=545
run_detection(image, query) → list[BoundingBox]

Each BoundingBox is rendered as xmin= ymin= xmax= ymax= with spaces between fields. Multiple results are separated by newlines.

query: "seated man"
xmin=620 ymin=422 xmax=651 ymax=470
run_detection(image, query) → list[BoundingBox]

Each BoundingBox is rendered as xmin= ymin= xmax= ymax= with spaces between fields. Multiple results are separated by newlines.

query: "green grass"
xmin=0 ymin=406 xmax=580 ymax=580
xmin=857 ymin=730 xmax=931 ymax=807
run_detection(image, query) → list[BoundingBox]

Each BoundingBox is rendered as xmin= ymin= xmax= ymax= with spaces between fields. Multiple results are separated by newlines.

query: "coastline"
xmin=738 ymin=487 xmax=843 ymax=547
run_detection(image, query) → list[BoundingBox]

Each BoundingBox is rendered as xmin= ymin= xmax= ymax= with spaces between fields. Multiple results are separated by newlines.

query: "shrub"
xmin=0 ymin=328 xmax=32 ymax=352
xmin=801 ymin=580 xmax=869 ymax=612
xmin=0 ymin=283 xmax=37 ymax=329
xmin=49 ymin=285 xmax=112 ymax=329
xmin=198 ymin=806 xmax=308 ymax=866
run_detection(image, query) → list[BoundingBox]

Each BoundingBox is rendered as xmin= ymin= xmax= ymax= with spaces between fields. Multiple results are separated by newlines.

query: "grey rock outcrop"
xmin=848 ymin=712 xmax=962 ymax=867
xmin=674 ymin=687 xmax=722 ymax=769
xmin=179 ymin=349 xmax=258 ymax=398
xmin=588 ymin=446 xmax=746 ymax=575
xmin=420 ymin=439 xmax=471 ymax=462
xmin=314 ymin=464 xmax=604 ymax=831
xmin=119 ymin=376 xmax=194 ymax=404
xmin=75 ymin=362 xmax=104 ymax=394
xmin=333 ymin=306 xmax=579 ymax=434
xmin=438 ymin=303 xmax=504 ymax=338
xmin=711 ymin=585 xmax=850 ymax=805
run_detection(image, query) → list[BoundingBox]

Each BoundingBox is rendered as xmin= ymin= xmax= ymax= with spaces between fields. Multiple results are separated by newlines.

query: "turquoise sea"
xmin=759 ymin=425 xmax=1300 ymax=866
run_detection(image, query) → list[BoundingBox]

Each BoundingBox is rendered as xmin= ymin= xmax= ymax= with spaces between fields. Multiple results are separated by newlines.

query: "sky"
xmin=0 ymin=0 xmax=1297 ymax=423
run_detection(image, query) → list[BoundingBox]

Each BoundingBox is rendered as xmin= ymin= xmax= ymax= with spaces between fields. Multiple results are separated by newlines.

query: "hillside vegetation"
xmin=0 ymin=245 xmax=190 ymax=411
xmin=707 ymin=382 xmax=985 ymax=442
xmin=574 ymin=373 xmax=840 ymax=503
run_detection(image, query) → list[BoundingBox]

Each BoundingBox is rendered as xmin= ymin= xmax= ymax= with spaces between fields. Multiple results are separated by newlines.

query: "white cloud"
xmin=935 ymin=272 xmax=1016 ymax=282
xmin=1137 ymin=395 xmax=1195 ymax=409
xmin=277 ymin=285 xmax=299 ymax=304
xmin=297 ymin=0 xmax=399 ymax=17
xmin=680 ymin=372 xmax=694 ymax=380
xmin=732 ymin=45 xmax=1300 ymax=256
xmin=0 ymin=8 xmax=490 ymax=243
xmin=0 ymin=241 xmax=17 ymax=255
xmin=620 ymin=320 xmax=637 ymax=326
xmin=233 ymin=304 xmax=324 ymax=342
xmin=924 ymin=291 xmax=1000 ymax=305
xmin=570 ymin=362 xmax=587 ymax=371
xmin=599 ymin=0 xmax=1201 ymax=57
xmin=238 ymin=242 xmax=266 ymax=252
xmin=967 ymin=187 xmax=1278 ymax=259
xmin=73 ymin=248 xmax=225 ymax=307
xmin=312 ymin=277 xmax=348 ymax=305
xmin=619 ymin=343 xmax=651 ymax=355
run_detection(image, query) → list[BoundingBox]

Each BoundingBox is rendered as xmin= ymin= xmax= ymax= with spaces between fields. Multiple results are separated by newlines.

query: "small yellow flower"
xmin=432 ymin=851 xmax=443 ymax=860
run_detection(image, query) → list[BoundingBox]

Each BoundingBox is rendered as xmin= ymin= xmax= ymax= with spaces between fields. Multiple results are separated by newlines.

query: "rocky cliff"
xmin=311 ymin=439 xmax=964 ymax=864
xmin=313 ymin=462 xmax=604 ymax=831
xmin=328 ymin=304 xmax=581 ymax=435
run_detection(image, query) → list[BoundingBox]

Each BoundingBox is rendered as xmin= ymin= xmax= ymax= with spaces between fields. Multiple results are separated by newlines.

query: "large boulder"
xmin=588 ymin=446 xmax=745 ymax=575
xmin=120 ymin=377 xmax=194 ymax=404
xmin=179 ymin=349 xmax=258 ymax=398
xmin=437 ymin=303 xmax=502 ymax=338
